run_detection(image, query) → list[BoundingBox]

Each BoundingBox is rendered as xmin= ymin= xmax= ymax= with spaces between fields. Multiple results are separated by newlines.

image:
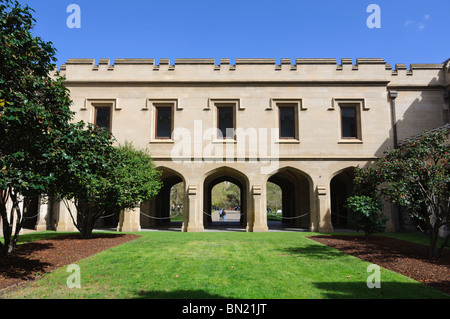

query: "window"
xmin=217 ymin=105 xmax=235 ymax=139
xmin=94 ymin=105 xmax=112 ymax=132
xmin=279 ymin=106 xmax=296 ymax=139
xmin=155 ymin=106 xmax=173 ymax=139
xmin=340 ymin=105 xmax=360 ymax=139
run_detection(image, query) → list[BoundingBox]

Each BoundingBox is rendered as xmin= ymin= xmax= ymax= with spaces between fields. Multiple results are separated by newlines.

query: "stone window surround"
xmin=331 ymin=98 xmax=365 ymax=143
xmin=145 ymin=98 xmax=180 ymax=144
xmin=82 ymin=98 xmax=119 ymax=133
xmin=268 ymin=98 xmax=304 ymax=144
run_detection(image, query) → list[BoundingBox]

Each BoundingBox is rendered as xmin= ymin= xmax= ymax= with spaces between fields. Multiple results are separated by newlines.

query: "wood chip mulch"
xmin=308 ymin=235 xmax=450 ymax=295
xmin=0 ymin=233 xmax=140 ymax=293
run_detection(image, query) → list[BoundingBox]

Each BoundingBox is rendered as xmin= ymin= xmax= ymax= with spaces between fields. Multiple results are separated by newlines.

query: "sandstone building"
xmin=24 ymin=58 xmax=450 ymax=233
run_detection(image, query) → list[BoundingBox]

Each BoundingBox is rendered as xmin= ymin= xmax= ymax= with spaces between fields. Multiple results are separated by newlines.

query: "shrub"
xmin=346 ymin=195 xmax=388 ymax=239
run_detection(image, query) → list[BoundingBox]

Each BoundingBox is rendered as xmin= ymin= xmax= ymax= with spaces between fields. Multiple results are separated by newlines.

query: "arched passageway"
xmin=330 ymin=168 xmax=355 ymax=229
xmin=203 ymin=167 xmax=249 ymax=230
xmin=267 ymin=167 xmax=311 ymax=230
xmin=140 ymin=167 xmax=185 ymax=229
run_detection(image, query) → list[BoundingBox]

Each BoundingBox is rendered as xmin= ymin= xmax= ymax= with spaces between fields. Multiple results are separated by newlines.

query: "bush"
xmin=346 ymin=195 xmax=388 ymax=239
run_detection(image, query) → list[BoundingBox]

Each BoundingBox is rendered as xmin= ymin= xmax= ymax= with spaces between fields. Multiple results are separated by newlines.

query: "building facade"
xmin=26 ymin=57 xmax=450 ymax=233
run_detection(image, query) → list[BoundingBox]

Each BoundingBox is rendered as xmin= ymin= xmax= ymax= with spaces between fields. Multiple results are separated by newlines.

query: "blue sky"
xmin=19 ymin=0 xmax=450 ymax=67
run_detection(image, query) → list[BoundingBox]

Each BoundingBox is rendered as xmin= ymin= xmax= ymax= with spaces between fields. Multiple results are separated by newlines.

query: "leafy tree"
xmin=0 ymin=0 xmax=73 ymax=257
xmin=104 ymin=142 xmax=162 ymax=219
xmin=377 ymin=128 xmax=450 ymax=258
xmin=266 ymin=182 xmax=282 ymax=213
xmin=212 ymin=182 xmax=240 ymax=210
xmin=52 ymin=129 xmax=162 ymax=239
xmin=50 ymin=122 xmax=116 ymax=238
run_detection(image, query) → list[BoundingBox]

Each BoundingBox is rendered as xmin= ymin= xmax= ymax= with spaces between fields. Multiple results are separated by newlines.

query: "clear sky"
xmin=19 ymin=0 xmax=450 ymax=68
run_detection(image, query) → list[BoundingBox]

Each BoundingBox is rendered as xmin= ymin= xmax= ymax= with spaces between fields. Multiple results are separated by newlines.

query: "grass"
xmin=2 ymin=231 xmax=449 ymax=299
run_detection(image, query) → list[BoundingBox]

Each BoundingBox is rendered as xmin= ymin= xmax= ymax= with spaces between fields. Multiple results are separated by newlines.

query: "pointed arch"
xmin=266 ymin=166 xmax=313 ymax=229
xmin=203 ymin=166 xmax=250 ymax=229
xmin=329 ymin=166 xmax=356 ymax=228
xmin=140 ymin=166 xmax=186 ymax=229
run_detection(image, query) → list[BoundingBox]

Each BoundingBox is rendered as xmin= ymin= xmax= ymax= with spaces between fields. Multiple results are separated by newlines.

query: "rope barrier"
xmin=140 ymin=210 xmax=183 ymax=220
xmin=24 ymin=213 xmax=39 ymax=219
xmin=268 ymin=212 xmax=310 ymax=219
xmin=99 ymin=212 xmax=118 ymax=219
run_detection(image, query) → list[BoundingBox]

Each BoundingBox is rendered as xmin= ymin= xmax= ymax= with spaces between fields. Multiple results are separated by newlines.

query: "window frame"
xmin=93 ymin=104 xmax=112 ymax=133
xmin=154 ymin=104 xmax=174 ymax=140
xmin=278 ymin=104 xmax=298 ymax=140
xmin=216 ymin=103 xmax=236 ymax=140
xmin=339 ymin=103 xmax=361 ymax=140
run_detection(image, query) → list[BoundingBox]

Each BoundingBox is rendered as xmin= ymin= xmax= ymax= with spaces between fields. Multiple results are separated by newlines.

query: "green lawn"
xmin=3 ymin=231 xmax=449 ymax=299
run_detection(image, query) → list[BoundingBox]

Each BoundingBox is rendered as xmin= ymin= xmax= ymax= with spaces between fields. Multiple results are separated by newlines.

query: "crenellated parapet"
xmin=52 ymin=58 xmax=446 ymax=88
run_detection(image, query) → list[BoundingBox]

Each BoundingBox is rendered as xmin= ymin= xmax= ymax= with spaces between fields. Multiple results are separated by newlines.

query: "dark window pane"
xmin=95 ymin=107 xmax=111 ymax=131
xmin=218 ymin=106 xmax=234 ymax=138
xmin=341 ymin=107 xmax=357 ymax=138
xmin=279 ymin=107 xmax=295 ymax=138
xmin=156 ymin=107 xmax=172 ymax=138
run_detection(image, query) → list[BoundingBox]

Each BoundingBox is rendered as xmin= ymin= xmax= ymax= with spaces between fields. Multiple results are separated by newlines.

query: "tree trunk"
xmin=429 ymin=225 xmax=441 ymax=258
xmin=0 ymin=193 xmax=24 ymax=258
xmin=78 ymin=206 xmax=100 ymax=239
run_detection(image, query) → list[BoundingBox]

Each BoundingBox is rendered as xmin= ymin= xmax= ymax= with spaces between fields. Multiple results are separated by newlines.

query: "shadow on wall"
xmin=367 ymin=74 xmax=448 ymax=231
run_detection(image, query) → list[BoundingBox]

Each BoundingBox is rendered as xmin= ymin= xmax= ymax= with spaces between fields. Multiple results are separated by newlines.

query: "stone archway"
xmin=140 ymin=167 xmax=185 ymax=229
xmin=203 ymin=167 xmax=250 ymax=230
xmin=267 ymin=167 xmax=312 ymax=230
xmin=329 ymin=168 xmax=355 ymax=229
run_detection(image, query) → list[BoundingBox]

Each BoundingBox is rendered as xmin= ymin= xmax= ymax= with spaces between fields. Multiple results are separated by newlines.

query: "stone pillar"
xmin=55 ymin=199 xmax=78 ymax=232
xmin=185 ymin=185 xmax=204 ymax=232
xmin=35 ymin=197 xmax=49 ymax=231
xmin=316 ymin=185 xmax=333 ymax=232
xmin=252 ymin=185 xmax=268 ymax=232
xmin=117 ymin=206 xmax=141 ymax=232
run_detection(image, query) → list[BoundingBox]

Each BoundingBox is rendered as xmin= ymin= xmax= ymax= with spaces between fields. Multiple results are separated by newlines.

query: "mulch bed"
xmin=309 ymin=235 xmax=450 ymax=295
xmin=0 ymin=233 xmax=140 ymax=293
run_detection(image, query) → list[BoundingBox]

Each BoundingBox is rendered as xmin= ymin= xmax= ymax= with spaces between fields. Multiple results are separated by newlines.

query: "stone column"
xmin=184 ymin=185 xmax=204 ymax=232
xmin=316 ymin=185 xmax=333 ymax=232
xmin=35 ymin=197 xmax=49 ymax=231
xmin=252 ymin=185 xmax=268 ymax=232
xmin=117 ymin=206 xmax=141 ymax=232
xmin=55 ymin=199 xmax=78 ymax=232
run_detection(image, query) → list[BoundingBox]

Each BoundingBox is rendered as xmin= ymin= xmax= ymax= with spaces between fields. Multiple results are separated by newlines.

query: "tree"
xmin=52 ymin=129 xmax=162 ymax=239
xmin=266 ymin=181 xmax=282 ymax=213
xmin=377 ymin=128 xmax=449 ymax=258
xmin=0 ymin=0 xmax=73 ymax=257
xmin=103 ymin=142 xmax=162 ymax=220
xmin=50 ymin=122 xmax=117 ymax=238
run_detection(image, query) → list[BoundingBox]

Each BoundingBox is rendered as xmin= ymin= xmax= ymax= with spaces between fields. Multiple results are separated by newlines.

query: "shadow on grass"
xmin=0 ymin=242 xmax=53 ymax=281
xmin=312 ymin=281 xmax=450 ymax=299
xmin=280 ymin=243 xmax=345 ymax=260
xmin=16 ymin=231 xmax=76 ymax=244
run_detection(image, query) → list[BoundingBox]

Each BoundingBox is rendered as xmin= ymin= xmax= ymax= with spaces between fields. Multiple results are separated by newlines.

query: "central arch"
xmin=203 ymin=167 xmax=250 ymax=231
